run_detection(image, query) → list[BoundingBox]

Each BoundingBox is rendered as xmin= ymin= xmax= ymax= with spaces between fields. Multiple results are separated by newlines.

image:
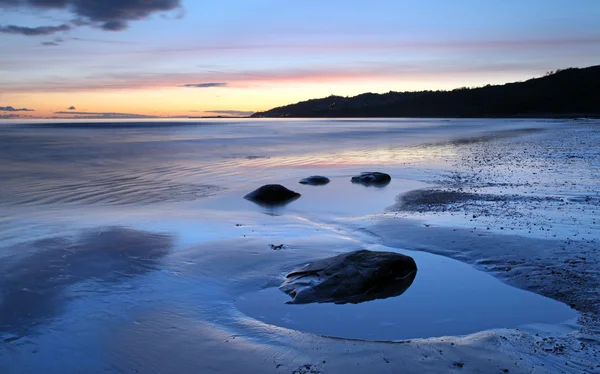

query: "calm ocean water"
xmin=0 ymin=118 xmax=556 ymax=207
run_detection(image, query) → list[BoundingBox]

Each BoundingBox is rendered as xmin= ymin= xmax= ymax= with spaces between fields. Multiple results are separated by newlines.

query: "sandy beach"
xmin=0 ymin=118 xmax=598 ymax=373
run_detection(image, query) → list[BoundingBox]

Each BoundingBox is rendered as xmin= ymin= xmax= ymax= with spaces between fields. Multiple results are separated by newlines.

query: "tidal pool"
xmin=236 ymin=247 xmax=577 ymax=341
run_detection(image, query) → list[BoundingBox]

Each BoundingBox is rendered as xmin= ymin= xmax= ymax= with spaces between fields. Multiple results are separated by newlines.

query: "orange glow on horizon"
xmin=1 ymin=69 xmax=537 ymax=119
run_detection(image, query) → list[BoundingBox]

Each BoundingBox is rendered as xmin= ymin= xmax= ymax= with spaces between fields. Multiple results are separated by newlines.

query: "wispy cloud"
xmin=41 ymin=37 xmax=65 ymax=46
xmin=1 ymin=106 xmax=35 ymax=112
xmin=0 ymin=24 xmax=71 ymax=36
xmin=71 ymin=37 xmax=600 ymax=58
xmin=205 ymin=110 xmax=255 ymax=116
xmin=53 ymin=111 xmax=157 ymax=118
xmin=180 ymin=83 xmax=228 ymax=88
xmin=0 ymin=114 xmax=22 ymax=119
xmin=70 ymin=37 xmax=138 ymax=45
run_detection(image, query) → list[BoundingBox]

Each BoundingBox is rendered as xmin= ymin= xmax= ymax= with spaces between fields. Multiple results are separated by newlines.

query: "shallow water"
xmin=0 ymin=118 xmax=584 ymax=373
xmin=236 ymin=246 xmax=575 ymax=341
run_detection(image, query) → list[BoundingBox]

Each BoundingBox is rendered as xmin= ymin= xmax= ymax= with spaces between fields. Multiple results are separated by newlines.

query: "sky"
xmin=1 ymin=0 xmax=599 ymax=119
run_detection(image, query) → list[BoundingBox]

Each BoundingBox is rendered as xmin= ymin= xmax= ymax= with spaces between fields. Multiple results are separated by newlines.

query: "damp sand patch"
xmin=393 ymin=189 xmax=562 ymax=213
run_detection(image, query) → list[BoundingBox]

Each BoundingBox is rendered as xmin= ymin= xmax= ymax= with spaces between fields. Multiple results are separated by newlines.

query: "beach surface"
xmin=0 ymin=118 xmax=598 ymax=373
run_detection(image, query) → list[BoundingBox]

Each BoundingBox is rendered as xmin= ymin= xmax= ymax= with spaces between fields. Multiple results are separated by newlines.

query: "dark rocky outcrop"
xmin=351 ymin=172 xmax=391 ymax=186
xmin=244 ymin=184 xmax=301 ymax=206
xmin=280 ymin=250 xmax=417 ymax=304
xmin=299 ymin=176 xmax=330 ymax=186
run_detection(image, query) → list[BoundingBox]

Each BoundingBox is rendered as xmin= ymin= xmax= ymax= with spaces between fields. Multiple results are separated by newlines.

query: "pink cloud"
xmin=2 ymin=60 xmax=550 ymax=93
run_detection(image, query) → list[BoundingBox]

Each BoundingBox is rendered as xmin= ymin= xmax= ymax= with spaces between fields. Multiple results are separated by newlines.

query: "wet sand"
xmin=0 ymin=119 xmax=599 ymax=373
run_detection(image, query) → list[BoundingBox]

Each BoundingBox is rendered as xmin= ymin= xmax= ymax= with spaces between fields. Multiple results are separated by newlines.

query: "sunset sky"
xmin=1 ymin=0 xmax=599 ymax=119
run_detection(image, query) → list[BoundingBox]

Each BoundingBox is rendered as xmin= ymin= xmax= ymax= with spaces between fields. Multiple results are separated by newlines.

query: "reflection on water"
xmin=0 ymin=227 xmax=172 ymax=337
xmin=346 ymin=269 xmax=416 ymax=304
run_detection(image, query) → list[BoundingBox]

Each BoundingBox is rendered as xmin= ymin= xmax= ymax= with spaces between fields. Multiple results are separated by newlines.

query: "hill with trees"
xmin=251 ymin=65 xmax=600 ymax=118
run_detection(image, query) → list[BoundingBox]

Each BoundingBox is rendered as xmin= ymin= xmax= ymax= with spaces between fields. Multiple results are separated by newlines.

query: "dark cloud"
xmin=0 ymin=0 xmax=182 ymax=32
xmin=205 ymin=110 xmax=255 ymax=116
xmin=70 ymin=17 xmax=91 ymax=27
xmin=100 ymin=20 xmax=127 ymax=31
xmin=0 ymin=23 xmax=70 ymax=36
xmin=181 ymin=83 xmax=228 ymax=88
xmin=0 ymin=106 xmax=35 ymax=112
xmin=68 ymin=106 xmax=76 ymax=110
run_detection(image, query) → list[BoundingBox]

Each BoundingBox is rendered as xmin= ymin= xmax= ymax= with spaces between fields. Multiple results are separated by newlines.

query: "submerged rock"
xmin=299 ymin=176 xmax=330 ymax=185
xmin=351 ymin=172 xmax=391 ymax=186
xmin=244 ymin=184 xmax=301 ymax=206
xmin=280 ymin=250 xmax=417 ymax=304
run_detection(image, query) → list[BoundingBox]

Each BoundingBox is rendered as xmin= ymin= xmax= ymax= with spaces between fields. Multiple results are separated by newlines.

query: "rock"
xmin=280 ymin=250 xmax=417 ymax=304
xmin=351 ymin=172 xmax=391 ymax=186
xmin=299 ymin=176 xmax=330 ymax=186
xmin=244 ymin=184 xmax=301 ymax=206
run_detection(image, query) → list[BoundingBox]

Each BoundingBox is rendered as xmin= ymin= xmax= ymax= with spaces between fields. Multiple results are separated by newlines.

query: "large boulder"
xmin=280 ymin=250 xmax=417 ymax=304
xmin=244 ymin=184 xmax=301 ymax=206
xmin=351 ymin=172 xmax=391 ymax=186
xmin=299 ymin=176 xmax=330 ymax=186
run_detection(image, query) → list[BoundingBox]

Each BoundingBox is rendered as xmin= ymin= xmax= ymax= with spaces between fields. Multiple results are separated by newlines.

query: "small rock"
xmin=351 ymin=172 xmax=391 ymax=186
xmin=244 ymin=184 xmax=301 ymax=206
xmin=280 ymin=250 xmax=417 ymax=304
xmin=299 ymin=176 xmax=330 ymax=186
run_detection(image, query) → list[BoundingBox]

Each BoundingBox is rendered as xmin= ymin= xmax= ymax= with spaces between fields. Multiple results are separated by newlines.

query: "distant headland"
xmin=252 ymin=65 xmax=600 ymax=118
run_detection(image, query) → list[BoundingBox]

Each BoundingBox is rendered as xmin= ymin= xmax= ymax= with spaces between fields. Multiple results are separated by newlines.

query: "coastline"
xmin=250 ymin=115 xmax=600 ymax=119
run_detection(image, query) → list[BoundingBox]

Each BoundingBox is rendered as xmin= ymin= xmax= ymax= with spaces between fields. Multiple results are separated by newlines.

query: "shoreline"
xmin=1 ymin=116 xmax=599 ymax=125
xmin=250 ymin=115 xmax=600 ymax=120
